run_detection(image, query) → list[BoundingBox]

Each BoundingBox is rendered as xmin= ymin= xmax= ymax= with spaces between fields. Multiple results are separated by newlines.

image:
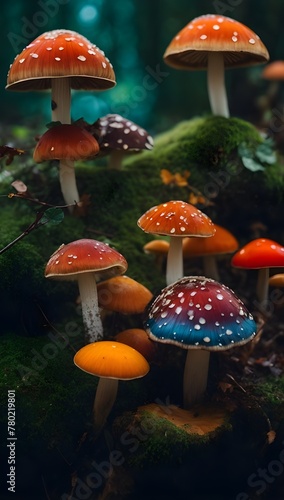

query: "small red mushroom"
xmin=231 ymin=238 xmax=284 ymax=304
xmin=45 ymin=239 xmax=128 ymax=343
xmin=138 ymin=200 xmax=215 ymax=285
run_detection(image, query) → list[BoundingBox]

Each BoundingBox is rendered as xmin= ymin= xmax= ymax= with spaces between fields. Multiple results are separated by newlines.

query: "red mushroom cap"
xmin=45 ymin=239 xmax=128 ymax=281
xmin=137 ymin=200 xmax=215 ymax=238
xmin=33 ymin=124 xmax=100 ymax=162
xmin=163 ymin=14 xmax=269 ymax=70
xmin=6 ymin=29 xmax=116 ymax=91
xmin=231 ymin=238 xmax=284 ymax=269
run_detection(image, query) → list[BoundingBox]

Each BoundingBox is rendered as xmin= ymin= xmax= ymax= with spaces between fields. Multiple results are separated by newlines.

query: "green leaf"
xmin=255 ymin=142 xmax=276 ymax=165
xmin=238 ymin=142 xmax=253 ymax=159
xmin=40 ymin=207 xmax=64 ymax=226
xmin=241 ymin=157 xmax=265 ymax=172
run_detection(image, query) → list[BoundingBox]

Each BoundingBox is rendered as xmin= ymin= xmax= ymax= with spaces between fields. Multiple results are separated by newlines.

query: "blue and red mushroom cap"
xmin=144 ymin=276 xmax=256 ymax=351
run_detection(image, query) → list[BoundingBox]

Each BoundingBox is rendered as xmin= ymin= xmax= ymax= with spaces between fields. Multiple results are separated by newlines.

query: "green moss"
xmin=250 ymin=375 xmax=284 ymax=417
xmin=0 ymin=334 xmax=95 ymax=449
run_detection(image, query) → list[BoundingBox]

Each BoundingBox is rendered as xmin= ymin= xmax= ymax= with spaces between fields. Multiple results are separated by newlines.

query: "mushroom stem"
xmin=203 ymin=255 xmax=220 ymax=281
xmin=166 ymin=237 xmax=183 ymax=285
xmin=59 ymin=159 xmax=80 ymax=207
xmin=51 ymin=78 xmax=71 ymax=124
xmin=108 ymin=150 xmax=124 ymax=170
xmin=77 ymin=273 xmax=104 ymax=343
xmin=183 ymin=349 xmax=210 ymax=409
xmin=93 ymin=377 xmax=119 ymax=433
xmin=256 ymin=267 xmax=269 ymax=304
xmin=51 ymin=79 xmax=79 ymax=211
xmin=207 ymin=52 xmax=230 ymax=118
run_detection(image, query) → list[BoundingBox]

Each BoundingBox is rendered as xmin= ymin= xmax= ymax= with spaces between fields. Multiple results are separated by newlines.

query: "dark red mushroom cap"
xmin=6 ymin=29 xmax=116 ymax=91
xmin=144 ymin=276 xmax=256 ymax=350
xmin=45 ymin=239 xmax=128 ymax=281
xmin=231 ymin=238 xmax=284 ymax=269
xmin=92 ymin=114 xmax=154 ymax=153
xmin=33 ymin=124 xmax=100 ymax=162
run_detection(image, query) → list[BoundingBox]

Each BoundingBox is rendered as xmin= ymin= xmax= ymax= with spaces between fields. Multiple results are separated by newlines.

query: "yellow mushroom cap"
xmin=73 ymin=341 xmax=150 ymax=380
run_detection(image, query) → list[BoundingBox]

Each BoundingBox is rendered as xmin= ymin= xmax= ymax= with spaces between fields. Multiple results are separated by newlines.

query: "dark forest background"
xmin=0 ymin=0 xmax=284 ymax=136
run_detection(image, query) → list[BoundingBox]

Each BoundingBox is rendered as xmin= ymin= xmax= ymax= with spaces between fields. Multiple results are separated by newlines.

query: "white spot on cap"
xmin=203 ymin=336 xmax=211 ymax=343
xmin=55 ymin=57 xmax=61 ymax=61
xmin=200 ymin=34 xmax=207 ymax=40
xmin=226 ymin=329 xmax=233 ymax=335
xmin=204 ymin=304 xmax=212 ymax=310
xmin=217 ymin=294 xmax=224 ymax=300
xmin=194 ymin=324 xmax=201 ymax=330
xmin=199 ymin=317 xmax=206 ymax=324
xmin=31 ymin=53 xmax=39 ymax=58
xmin=232 ymin=36 xmax=238 ymax=42
xmin=213 ymin=24 xmax=220 ymax=30
xmin=249 ymin=38 xmax=256 ymax=44
xmin=78 ymin=55 xmax=86 ymax=61
xmin=175 ymin=306 xmax=182 ymax=314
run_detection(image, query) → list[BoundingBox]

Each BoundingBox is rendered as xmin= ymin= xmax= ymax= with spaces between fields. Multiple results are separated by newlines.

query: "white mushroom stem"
xmin=93 ymin=377 xmax=119 ymax=433
xmin=51 ymin=78 xmax=71 ymax=124
xmin=59 ymin=159 xmax=80 ymax=207
xmin=203 ymin=255 xmax=220 ymax=281
xmin=207 ymin=52 xmax=230 ymax=118
xmin=51 ymin=79 xmax=79 ymax=211
xmin=166 ymin=237 xmax=183 ymax=285
xmin=77 ymin=273 xmax=104 ymax=343
xmin=256 ymin=267 xmax=270 ymax=305
xmin=183 ymin=349 xmax=210 ymax=409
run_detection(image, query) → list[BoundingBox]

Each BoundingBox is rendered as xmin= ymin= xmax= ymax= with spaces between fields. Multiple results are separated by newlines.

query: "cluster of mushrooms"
xmin=5 ymin=15 xmax=284 ymax=436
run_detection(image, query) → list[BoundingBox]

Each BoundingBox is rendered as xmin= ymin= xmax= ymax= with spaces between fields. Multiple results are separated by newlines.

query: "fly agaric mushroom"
xmin=45 ymin=239 xmax=127 ymax=343
xmin=6 ymin=29 xmax=115 ymax=121
xmin=183 ymin=223 xmax=239 ymax=280
xmin=91 ymin=114 xmax=154 ymax=169
xmin=144 ymin=276 xmax=256 ymax=408
xmin=74 ymin=340 xmax=150 ymax=434
xmin=97 ymin=275 xmax=153 ymax=314
xmin=163 ymin=14 xmax=269 ymax=117
xmin=231 ymin=238 xmax=284 ymax=304
xmin=33 ymin=124 xmax=100 ymax=208
xmin=6 ymin=29 xmax=115 ymax=208
xmin=137 ymin=200 xmax=215 ymax=285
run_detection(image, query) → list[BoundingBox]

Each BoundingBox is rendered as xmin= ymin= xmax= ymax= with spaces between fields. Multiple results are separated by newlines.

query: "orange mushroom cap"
xmin=114 ymin=329 xmax=158 ymax=363
xmin=143 ymin=239 xmax=170 ymax=255
xmin=6 ymin=29 xmax=115 ymax=91
xmin=183 ymin=224 xmax=238 ymax=257
xmin=45 ymin=239 xmax=127 ymax=281
xmin=137 ymin=200 xmax=215 ymax=238
xmin=97 ymin=275 xmax=153 ymax=314
xmin=261 ymin=61 xmax=284 ymax=80
xmin=33 ymin=124 xmax=100 ymax=162
xmin=74 ymin=340 xmax=150 ymax=380
xmin=268 ymin=274 xmax=284 ymax=287
xmin=163 ymin=14 xmax=269 ymax=70
xmin=231 ymin=238 xmax=284 ymax=269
